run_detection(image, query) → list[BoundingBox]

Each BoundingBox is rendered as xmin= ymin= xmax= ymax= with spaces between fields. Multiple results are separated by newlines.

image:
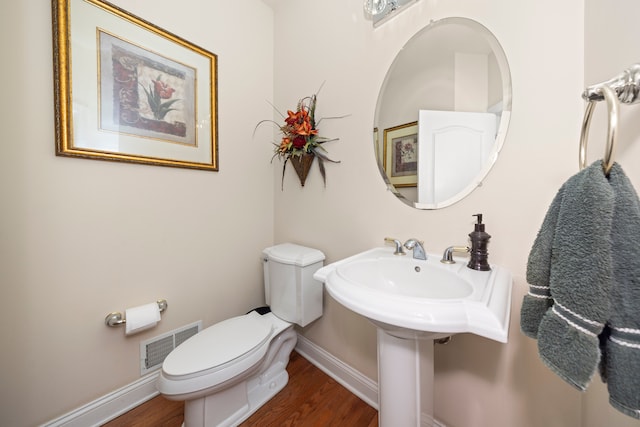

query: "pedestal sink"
xmin=313 ymin=247 xmax=512 ymax=427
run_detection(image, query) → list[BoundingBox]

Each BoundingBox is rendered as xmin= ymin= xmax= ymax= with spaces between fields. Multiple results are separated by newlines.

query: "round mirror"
xmin=374 ymin=17 xmax=512 ymax=209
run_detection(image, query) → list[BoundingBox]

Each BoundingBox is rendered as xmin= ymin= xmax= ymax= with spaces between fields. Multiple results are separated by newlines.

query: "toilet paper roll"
xmin=125 ymin=302 xmax=161 ymax=336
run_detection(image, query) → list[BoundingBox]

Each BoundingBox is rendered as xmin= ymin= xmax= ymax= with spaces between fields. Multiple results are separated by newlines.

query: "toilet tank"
xmin=262 ymin=243 xmax=325 ymax=327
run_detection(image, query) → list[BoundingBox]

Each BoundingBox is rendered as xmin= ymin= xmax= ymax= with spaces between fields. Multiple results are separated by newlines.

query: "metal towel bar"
xmin=579 ymin=85 xmax=618 ymax=176
xmin=582 ymin=63 xmax=640 ymax=104
xmin=579 ymin=63 xmax=640 ymax=176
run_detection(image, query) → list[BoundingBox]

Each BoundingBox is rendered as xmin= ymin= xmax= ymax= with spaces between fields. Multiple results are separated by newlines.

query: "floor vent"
xmin=140 ymin=321 xmax=202 ymax=375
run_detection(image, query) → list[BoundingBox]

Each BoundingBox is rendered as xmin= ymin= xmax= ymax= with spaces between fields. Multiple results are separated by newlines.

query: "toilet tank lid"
xmin=263 ymin=243 xmax=325 ymax=266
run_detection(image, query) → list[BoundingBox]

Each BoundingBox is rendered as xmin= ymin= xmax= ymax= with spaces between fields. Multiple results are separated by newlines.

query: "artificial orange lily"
xmin=294 ymin=119 xmax=318 ymax=136
xmin=278 ymin=137 xmax=292 ymax=153
xmin=285 ymin=110 xmax=299 ymax=126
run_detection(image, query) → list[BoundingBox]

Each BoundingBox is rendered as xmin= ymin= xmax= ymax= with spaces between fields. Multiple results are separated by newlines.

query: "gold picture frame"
xmin=383 ymin=122 xmax=418 ymax=187
xmin=373 ymin=127 xmax=381 ymax=163
xmin=52 ymin=0 xmax=218 ymax=171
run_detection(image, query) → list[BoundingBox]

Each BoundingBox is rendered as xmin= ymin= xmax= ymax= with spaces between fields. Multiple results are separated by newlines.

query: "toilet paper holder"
xmin=105 ymin=299 xmax=168 ymax=327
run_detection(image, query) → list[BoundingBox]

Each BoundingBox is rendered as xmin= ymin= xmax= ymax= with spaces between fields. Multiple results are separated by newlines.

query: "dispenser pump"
xmin=468 ymin=214 xmax=491 ymax=271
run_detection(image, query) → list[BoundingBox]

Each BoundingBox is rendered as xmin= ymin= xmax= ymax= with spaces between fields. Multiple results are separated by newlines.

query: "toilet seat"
xmin=158 ymin=311 xmax=276 ymax=397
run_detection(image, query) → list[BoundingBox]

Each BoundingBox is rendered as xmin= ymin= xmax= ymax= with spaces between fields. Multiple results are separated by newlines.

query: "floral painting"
xmin=383 ymin=121 xmax=418 ymax=187
xmin=98 ymin=31 xmax=196 ymax=146
xmin=53 ymin=0 xmax=217 ymax=171
xmin=391 ymin=134 xmax=418 ymax=177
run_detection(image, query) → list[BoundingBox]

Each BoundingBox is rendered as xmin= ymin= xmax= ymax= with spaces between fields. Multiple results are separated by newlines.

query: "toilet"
xmin=157 ymin=243 xmax=325 ymax=427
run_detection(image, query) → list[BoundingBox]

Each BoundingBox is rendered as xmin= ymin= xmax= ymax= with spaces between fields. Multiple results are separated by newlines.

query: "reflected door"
xmin=417 ymin=110 xmax=497 ymax=207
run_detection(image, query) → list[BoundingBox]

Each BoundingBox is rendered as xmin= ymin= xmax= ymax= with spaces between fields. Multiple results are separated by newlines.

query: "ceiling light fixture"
xmin=363 ymin=0 xmax=389 ymax=16
xmin=363 ymin=0 xmax=419 ymax=26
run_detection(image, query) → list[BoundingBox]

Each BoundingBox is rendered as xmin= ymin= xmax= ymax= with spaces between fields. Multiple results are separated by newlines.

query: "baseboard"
xmin=43 ymin=334 xmax=447 ymax=427
xmin=41 ymin=372 xmax=160 ymax=427
xmin=294 ymin=334 xmax=379 ymax=410
xmin=295 ymin=334 xmax=448 ymax=427
xmin=423 ymin=412 xmax=448 ymax=427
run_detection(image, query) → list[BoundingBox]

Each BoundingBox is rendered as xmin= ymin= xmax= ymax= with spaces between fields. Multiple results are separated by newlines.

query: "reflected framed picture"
xmin=52 ymin=0 xmax=218 ymax=171
xmin=373 ymin=127 xmax=381 ymax=163
xmin=383 ymin=121 xmax=418 ymax=187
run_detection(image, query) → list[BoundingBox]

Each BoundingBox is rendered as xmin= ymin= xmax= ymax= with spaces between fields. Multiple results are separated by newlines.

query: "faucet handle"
xmin=440 ymin=246 xmax=471 ymax=264
xmin=384 ymin=237 xmax=406 ymax=255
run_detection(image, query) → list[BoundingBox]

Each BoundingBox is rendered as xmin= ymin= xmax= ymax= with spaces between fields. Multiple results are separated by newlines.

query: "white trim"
xmin=422 ymin=412 xmax=448 ymax=427
xmin=552 ymin=306 xmax=598 ymax=337
xmin=610 ymin=336 xmax=640 ymax=349
xmin=294 ymin=335 xmax=449 ymax=426
xmin=295 ymin=333 xmax=379 ymax=409
xmin=528 ymin=284 xmax=550 ymax=290
xmin=41 ymin=372 xmax=160 ymax=427
xmin=613 ymin=326 xmax=640 ymax=335
xmin=527 ymin=292 xmax=553 ymax=299
xmin=555 ymin=302 xmax=603 ymax=327
xmin=43 ymin=334 xmax=450 ymax=427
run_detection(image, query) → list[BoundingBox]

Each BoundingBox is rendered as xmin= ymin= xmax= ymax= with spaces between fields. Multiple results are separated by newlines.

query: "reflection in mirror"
xmin=374 ymin=17 xmax=512 ymax=209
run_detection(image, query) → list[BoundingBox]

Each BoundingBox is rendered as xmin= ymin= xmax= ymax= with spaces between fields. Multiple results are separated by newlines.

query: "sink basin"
xmin=338 ymin=258 xmax=473 ymax=299
xmin=313 ymin=247 xmax=512 ymax=342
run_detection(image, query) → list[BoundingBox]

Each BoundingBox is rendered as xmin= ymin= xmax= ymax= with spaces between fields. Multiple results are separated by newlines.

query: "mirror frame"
xmin=374 ymin=17 xmax=512 ymax=209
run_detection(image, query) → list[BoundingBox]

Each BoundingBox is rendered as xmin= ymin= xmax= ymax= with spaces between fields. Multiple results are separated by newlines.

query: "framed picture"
xmin=383 ymin=122 xmax=418 ymax=187
xmin=52 ymin=0 xmax=218 ymax=171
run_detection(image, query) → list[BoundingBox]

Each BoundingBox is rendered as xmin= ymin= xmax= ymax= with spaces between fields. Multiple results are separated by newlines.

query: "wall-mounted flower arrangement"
xmin=256 ymin=85 xmax=346 ymax=188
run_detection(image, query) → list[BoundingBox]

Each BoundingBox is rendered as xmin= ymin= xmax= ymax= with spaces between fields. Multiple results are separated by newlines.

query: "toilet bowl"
xmin=157 ymin=243 xmax=325 ymax=427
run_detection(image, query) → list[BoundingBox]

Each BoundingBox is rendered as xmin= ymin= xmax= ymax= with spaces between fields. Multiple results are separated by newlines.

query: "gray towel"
xmin=521 ymin=182 xmax=565 ymax=338
xmin=600 ymin=163 xmax=640 ymax=418
xmin=522 ymin=161 xmax=615 ymax=390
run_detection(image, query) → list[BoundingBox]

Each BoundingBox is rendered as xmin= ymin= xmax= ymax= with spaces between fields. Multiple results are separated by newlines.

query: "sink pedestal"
xmin=313 ymin=247 xmax=513 ymax=426
xmin=377 ymin=329 xmax=435 ymax=427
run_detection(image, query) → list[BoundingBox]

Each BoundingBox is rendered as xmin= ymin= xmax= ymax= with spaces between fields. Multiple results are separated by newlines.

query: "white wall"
xmin=583 ymin=1 xmax=640 ymax=426
xmin=0 ymin=1 xmax=274 ymax=426
xmin=3 ymin=1 xmax=639 ymax=426
xmin=272 ymin=0 xmax=590 ymax=426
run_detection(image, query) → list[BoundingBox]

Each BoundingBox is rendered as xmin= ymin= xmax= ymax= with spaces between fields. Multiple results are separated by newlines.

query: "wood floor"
xmin=102 ymin=351 xmax=378 ymax=427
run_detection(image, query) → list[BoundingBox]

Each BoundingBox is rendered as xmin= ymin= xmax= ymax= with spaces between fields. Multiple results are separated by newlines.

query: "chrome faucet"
xmin=404 ymin=238 xmax=426 ymax=260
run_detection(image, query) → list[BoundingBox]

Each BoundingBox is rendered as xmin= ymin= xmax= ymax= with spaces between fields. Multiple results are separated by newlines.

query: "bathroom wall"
xmin=582 ymin=1 xmax=640 ymax=427
xmin=0 ymin=1 xmax=275 ymax=426
xmin=273 ymin=1 xmax=640 ymax=425
xmin=3 ymin=1 xmax=638 ymax=426
xmin=271 ymin=0 xmax=592 ymax=426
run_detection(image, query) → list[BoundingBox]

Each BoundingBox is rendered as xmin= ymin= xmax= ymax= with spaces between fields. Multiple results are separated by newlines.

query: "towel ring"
xmin=579 ymin=84 xmax=618 ymax=176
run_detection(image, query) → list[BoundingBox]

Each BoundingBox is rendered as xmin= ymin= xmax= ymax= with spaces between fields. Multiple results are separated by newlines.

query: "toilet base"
xmin=184 ymin=364 xmax=289 ymax=427
xmin=182 ymin=325 xmax=297 ymax=427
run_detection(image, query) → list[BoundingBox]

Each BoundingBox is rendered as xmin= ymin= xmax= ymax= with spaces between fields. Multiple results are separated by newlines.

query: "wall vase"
xmin=290 ymin=153 xmax=315 ymax=186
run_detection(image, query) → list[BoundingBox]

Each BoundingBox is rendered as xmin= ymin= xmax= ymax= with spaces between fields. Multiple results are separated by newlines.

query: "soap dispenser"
xmin=468 ymin=214 xmax=491 ymax=271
